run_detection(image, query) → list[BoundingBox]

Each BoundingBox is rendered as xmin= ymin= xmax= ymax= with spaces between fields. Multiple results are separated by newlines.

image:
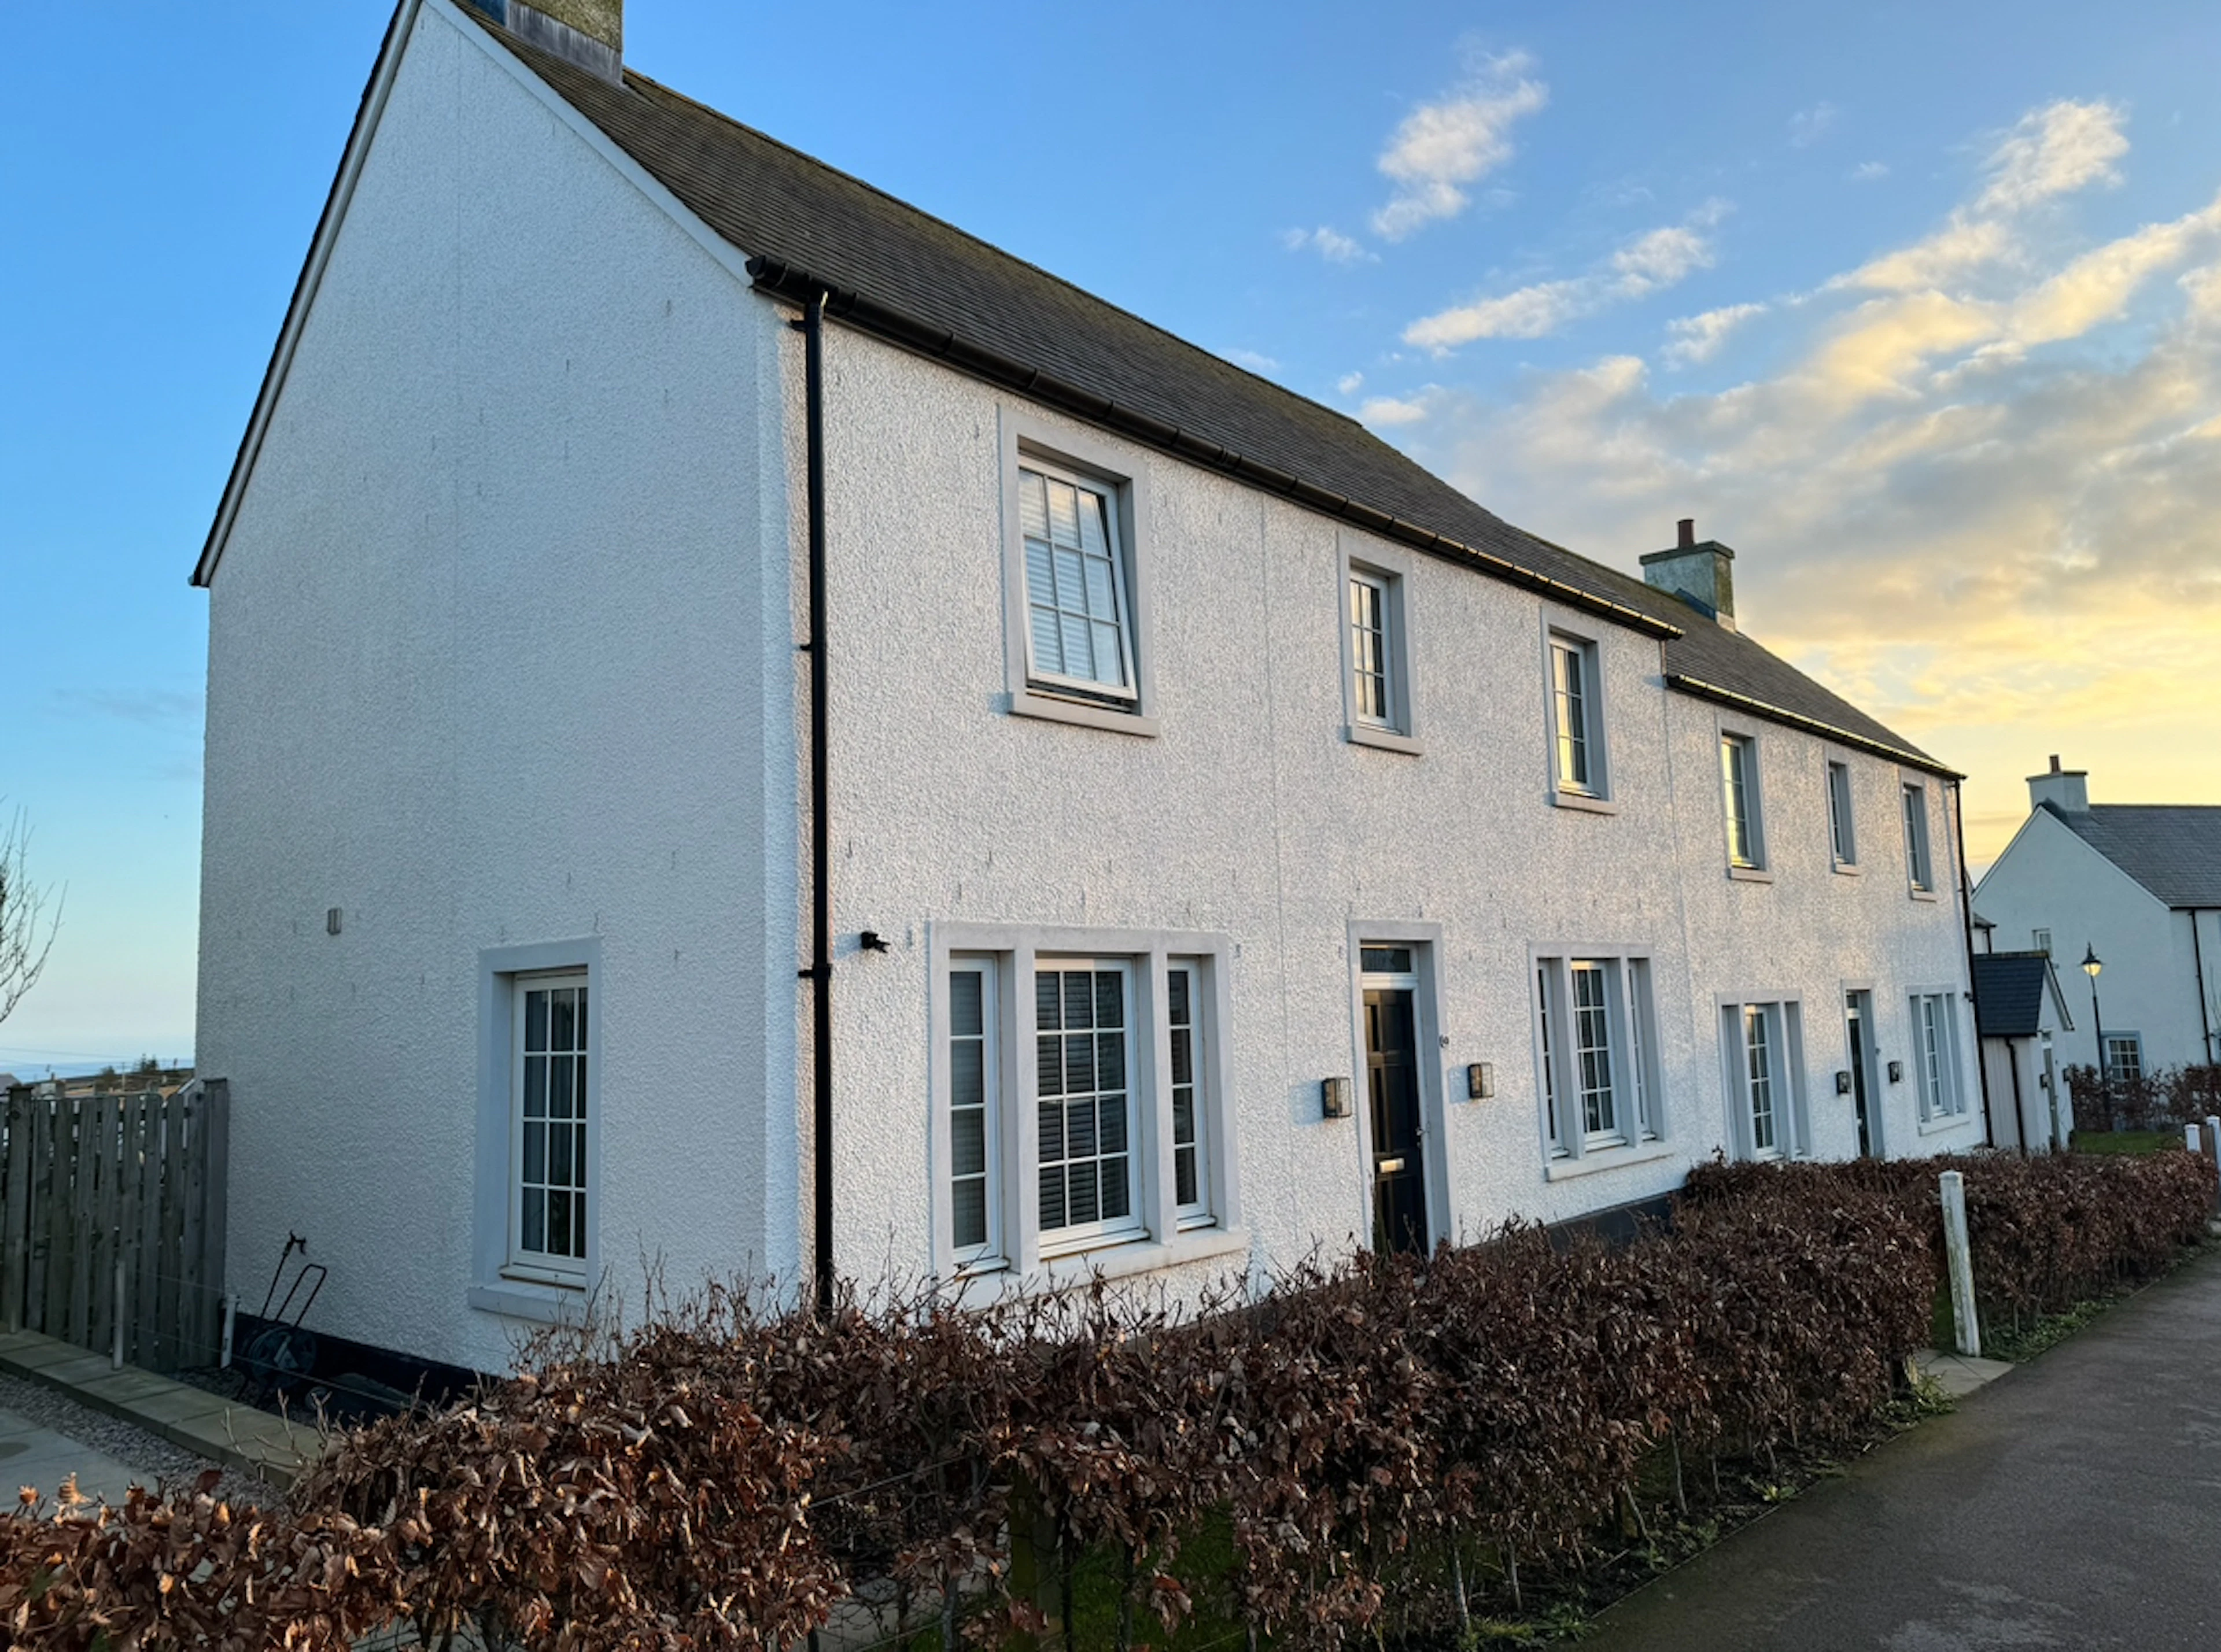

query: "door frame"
xmin=1346 ymin=921 xmax=1449 ymax=1253
xmin=1842 ymin=981 xmax=1883 ymax=1158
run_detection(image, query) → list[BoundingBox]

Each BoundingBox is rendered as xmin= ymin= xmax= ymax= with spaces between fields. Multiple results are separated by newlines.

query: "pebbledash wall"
xmin=200 ymin=0 xmax=1975 ymax=1375
xmin=197 ymin=4 xmax=803 ymax=1375
xmin=810 ymin=319 xmax=1980 ymax=1299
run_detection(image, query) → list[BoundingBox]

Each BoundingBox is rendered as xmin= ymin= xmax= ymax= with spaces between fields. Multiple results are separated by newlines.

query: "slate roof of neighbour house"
xmin=202 ymin=0 xmax=1954 ymax=776
xmin=2047 ymin=804 xmax=2221 ymax=908
xmin=1971 ymin=952 xmax=2061 ymax=1038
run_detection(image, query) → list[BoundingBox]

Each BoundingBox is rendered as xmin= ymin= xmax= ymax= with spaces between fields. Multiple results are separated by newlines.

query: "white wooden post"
xmin=1939 ymin=1169 xmax=1980 ymax=1358
xmin=2189 ymin=1123 xmax=2204 ymax=1154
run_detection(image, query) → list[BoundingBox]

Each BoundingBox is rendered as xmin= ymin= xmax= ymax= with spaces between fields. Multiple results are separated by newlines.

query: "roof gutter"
xmin=744 ymin=258 xmax=1680 ymax=644
xmin=1663 ymin=672 xmax=1963 ymax=780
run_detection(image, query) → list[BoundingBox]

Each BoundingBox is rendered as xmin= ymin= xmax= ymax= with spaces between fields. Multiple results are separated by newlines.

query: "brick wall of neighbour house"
xmin=197 ymin=2 xmax=799 ymax=1376
xmin=1975 ymin=810 xmax=2209 ymax=1071
xmin=810 ymin=320 xmax=1976 ymax=1300
xmin=198 ymin=0 xmax=1973 ymax=1374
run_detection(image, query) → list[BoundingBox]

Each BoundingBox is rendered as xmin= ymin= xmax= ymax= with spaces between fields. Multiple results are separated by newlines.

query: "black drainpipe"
xmin=1951 ymin=778 xmax=1995 ymax=1146
xmin=795 ymin=289 xmax=836 ymax=1314
xmin=2193 ymin=909 xmax=2215 ymax=1066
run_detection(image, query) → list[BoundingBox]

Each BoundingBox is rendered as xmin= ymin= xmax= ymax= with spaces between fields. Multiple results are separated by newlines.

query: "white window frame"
xmin=1544 ymin=623 xmax=1614 ymax=810
xmin=998 ymin=410 xmax=1158 ymax=737
xmin=1720 ymin=727 xmax=1769 ymax=878
xmin=1825 ymin=756 xmax=1859 ymax=871
xmin=471 ymin=937 xmax=602 ymax=1326
xmin=1532 ymin=948 xmax=1666 ymax=1175
xmin=1336 ymin=534 xmax=1423 ymax=755
xmin=1910 ymin=989 xmax=1971 ymax=1127
xmin=2103 ymin=1031 xmax=2145 ymax=1085
xmin=1902 ymin=779 xmax=1936 ymax=897
xmin=1718 ymin=994 xmax=1809 ymax=1160
xmin=928 ymin=923 xmax=1245 ymax=1296
xmin=2032 ymin=927 xmax=2052 ymax=957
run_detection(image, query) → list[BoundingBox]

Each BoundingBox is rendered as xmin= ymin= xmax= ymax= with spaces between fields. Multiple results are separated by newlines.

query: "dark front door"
xmin=1364 ymin=987 xmax=1428 ymax=1254
xmin=1846 ymin=992 xmax=1876 ymax=1157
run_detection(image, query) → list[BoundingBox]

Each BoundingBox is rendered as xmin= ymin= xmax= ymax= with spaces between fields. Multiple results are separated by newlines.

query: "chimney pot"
xmin=2049 ymin=755 xmax=2061 ymax=773
xmin=1677 ymin=518 xmax=1695 ymax=549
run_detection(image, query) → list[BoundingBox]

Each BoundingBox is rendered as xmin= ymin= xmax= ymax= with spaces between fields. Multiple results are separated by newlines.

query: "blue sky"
xmin=5 ymin=0 xmax=2219 ymax=1069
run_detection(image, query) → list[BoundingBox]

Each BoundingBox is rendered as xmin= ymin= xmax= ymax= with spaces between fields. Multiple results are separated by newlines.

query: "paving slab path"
xmin=1586 ymin=1246 xmax=2221 ymax=1651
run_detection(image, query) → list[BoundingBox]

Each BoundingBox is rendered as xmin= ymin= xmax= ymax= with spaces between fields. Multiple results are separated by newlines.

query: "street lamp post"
xmin=2082 ymin=945 xmax=2106 ymax=1132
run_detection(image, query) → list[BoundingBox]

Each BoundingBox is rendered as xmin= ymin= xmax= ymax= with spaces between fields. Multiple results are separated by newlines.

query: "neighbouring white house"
xmin=1973 ymin=758 xmax=2221 ymax=1084
xmin=193 ymin=0 xmax=1981 ymax=1376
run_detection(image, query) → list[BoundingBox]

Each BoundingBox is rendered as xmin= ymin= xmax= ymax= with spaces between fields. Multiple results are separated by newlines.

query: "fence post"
xmin=1939 ymin=1169 xmax=1981 ymax=1358
xmin=2189 ymin=1123 xmax=2204 ymax=1154
xmin=2204 ymin=1117 xmax=2221 ymax=1215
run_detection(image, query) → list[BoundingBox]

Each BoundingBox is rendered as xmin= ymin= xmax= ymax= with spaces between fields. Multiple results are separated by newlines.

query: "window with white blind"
xmin=999 ymin=418 xmax=1157 ymax=736
xmin=1534 ymin=953 xmax=1662 ymax=1163
xmin=936 ymin=929 xmax=1238 ymax=1281
xmin=1911 ymin=991 xmax=1968 ymax=1123
xmin=1720 ymin=997 xmax=1807 ymax=1159
xmin=1548 ymin=633 xmax=1610 ymax=801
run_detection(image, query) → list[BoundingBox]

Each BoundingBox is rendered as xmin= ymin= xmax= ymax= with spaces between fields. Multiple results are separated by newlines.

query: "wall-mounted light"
xmin=326 ymin=907 xmax=343 ymax=936
xmin=1466 ymin=1062 xmax=1494 ymax=1100
xmin=1320 ymin=1077 xmax=1353 ymax=1119
xmin=1887 ymin=1059 xmax=1903 ymax=1084
xmin=859 ymin=930 xmax=890 ymax=953
xmin=1835 ymin=1070 xmax=1853 ymax=1096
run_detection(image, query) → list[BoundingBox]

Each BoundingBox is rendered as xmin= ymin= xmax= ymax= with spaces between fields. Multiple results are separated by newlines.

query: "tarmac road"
xmin=1585 ymin=1244 xmax=2221 ymax=1651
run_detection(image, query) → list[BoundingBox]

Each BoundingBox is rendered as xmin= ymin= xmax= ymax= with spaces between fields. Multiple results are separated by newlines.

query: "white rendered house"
xmin=1973 ymin=759 xmax=2221 ymax=1082
xmin=193 ymin=0 xmax=1980 ymax=1375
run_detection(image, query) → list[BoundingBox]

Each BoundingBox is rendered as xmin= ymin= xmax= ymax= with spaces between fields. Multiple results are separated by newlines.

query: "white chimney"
xmin=2028 ymin=754 xmax=2089 ymax=814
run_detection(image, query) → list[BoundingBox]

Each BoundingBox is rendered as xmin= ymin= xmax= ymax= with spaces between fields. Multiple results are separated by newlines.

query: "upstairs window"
xmin=1827 ymin=760 xmax=1857 ymax=868
xmin=1349 ymin=570 xmax=1395 ymax=726
xmin=2033 ymin=928 xmax=2052 ymax=956
xmin=1549 ymin=634 xmax=1608 ymax=799
xmin=1019 ymin=462 xmax=1136 ymax=703
xmin=1902 ymin=782 xmax=1934 ymax=893
xmin=1721 ymin=732 xmax=1765 ymax=871
xmin=1337 ymin=539 xmax=1421 ymax=753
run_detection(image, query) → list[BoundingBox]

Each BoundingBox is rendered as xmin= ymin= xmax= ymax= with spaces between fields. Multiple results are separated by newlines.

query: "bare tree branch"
xmin=0 ymin=803 xmax=63 ymax=1026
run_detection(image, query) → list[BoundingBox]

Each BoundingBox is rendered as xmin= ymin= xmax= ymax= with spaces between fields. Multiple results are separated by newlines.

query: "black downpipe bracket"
xmin=1951 ymin=778 xmax=1995 ymax=1147
xmin=798 ymin=290 xmax=836 ymax=1313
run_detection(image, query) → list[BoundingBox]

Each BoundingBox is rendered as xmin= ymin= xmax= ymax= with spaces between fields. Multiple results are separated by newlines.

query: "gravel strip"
xmin=0 ymin=1372 xmax=278 ymax=1509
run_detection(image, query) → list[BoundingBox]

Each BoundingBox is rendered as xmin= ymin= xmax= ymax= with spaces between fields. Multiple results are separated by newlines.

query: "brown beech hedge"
xmin=3 ymin=1149 xmax=2210 ymax=1650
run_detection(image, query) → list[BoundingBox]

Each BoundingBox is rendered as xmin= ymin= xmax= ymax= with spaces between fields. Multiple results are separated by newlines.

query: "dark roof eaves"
xmin=747 ymin=257 xmax=1683 ymax=642
xmin=1665 ymin=671 xmax=1960 ymax=778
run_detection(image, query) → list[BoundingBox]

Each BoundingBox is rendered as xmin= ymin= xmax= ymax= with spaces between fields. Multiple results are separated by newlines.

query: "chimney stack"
xmin=1640 ymin=518 xmax=1737 ymax=630
xmin=471 ymin=0 xmax=622 ymax=82
xmin=2028 ymin=756 xmax=2090 ymax=814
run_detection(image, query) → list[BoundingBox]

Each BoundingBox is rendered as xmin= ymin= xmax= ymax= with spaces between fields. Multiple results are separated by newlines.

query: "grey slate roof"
xmin=2050 ymin=805 xmax=2221 ymax=908
xmin=451 ymin=10 xmax=1952 ymax=775
xmin=1971 ymin=952 xmax=2056 ymax=1038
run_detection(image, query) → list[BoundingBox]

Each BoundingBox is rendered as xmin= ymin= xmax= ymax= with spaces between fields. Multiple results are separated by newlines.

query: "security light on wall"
xmin=1320 ymin=1077 xmax=1353 ymax=1119
xmin=1887 ymin=1060 xmax=1903 ymax=1084
xmin=1834 ymin=1070 xmax=1852 ymax=1096
xmin=1466 ymin=1062 xmax=1494 ymax=1100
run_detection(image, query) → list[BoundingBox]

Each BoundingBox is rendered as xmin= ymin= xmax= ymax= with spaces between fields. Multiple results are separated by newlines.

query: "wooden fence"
xmin=0 ymin=1081 xmax=230 ymax=1372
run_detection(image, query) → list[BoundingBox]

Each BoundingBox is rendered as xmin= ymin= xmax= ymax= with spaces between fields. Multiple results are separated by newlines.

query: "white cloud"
xmin=1359 ymin=394 xmax=1431 ymax=427
xmin=1383 ymin=105 xmax=2221 ymax=859
xmin=1372 ymin=50 xmax=1548 ymax=241
xmin=1977 ymin=99 xmax=2129 ymax=213
xmin=1222 ymin=348 xmax=1281 ymax=374
xmin=1850 ymin=160 xmax=1890 ymax=182
xmin=1337 ymin=371 xmax=1366 ymax=395
xmin=1403 ymin=207 xmax=1724 ymax=352
xmin=1282 ymin=225 xmax=1375 ymax=264
xmin=1663 ymin=302 xmax=1768 ymax=365
xmin=1789 ymin=102 xmax=1839 ymax=148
